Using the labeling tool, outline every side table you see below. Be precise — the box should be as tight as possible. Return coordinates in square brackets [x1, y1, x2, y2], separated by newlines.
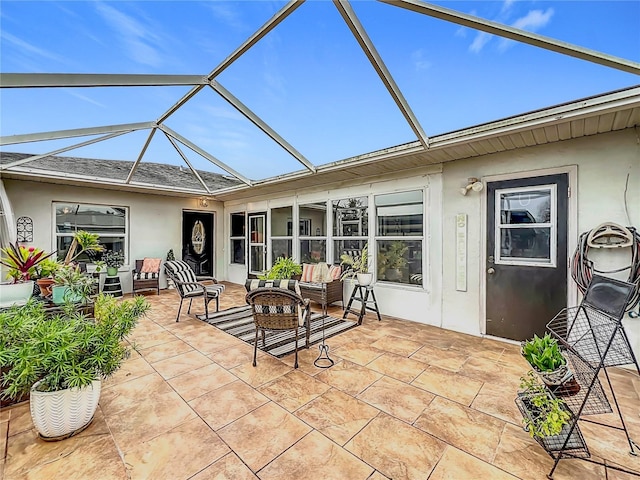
[103, 275, 123, 298]
[342, 284, 381, 325]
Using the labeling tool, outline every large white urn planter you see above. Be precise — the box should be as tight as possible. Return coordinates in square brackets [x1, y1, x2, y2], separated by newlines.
[356, 273, 373, 286]
[30, 379, 101, 440]
[0, 280, 34, 308]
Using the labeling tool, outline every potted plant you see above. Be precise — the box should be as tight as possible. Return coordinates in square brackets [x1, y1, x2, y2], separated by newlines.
[340, 243, 372, 286]
[260, 256, 302, 280]
[516, 372, 584, 452]
[51, 264, 95, 305]
[102, 250, 125, 276]
[35, 257, 62, 297]
[377, 241, 408, 282]
[0, 242, 56, 307]
[521, 333, 572, 387]
[0, 294, 150, 439]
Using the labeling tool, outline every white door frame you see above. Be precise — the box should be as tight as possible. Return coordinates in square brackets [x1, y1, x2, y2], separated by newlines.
[479, 165, 578, 337]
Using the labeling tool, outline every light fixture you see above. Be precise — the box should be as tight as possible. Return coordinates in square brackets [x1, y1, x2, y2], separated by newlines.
[459, 177, 484, 196]
[198, 197, 209, 208]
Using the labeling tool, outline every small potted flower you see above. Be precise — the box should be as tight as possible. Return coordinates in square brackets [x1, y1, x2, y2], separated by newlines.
[51, 264, 95, 305]
[0, 242, 56, 307]
[35, 257, 62, 297]
[102, 250, 125, 276]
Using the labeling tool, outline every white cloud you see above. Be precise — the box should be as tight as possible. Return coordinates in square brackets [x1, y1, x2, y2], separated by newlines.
[501, 0, 515, 14]
[94, 2, 164, 67]
[64, 90, 106, 108]
[0, 31, 67, 64]
[469, 31, 493, 53]
[411, 50, 432, 71]
[205, 3, 247, 32]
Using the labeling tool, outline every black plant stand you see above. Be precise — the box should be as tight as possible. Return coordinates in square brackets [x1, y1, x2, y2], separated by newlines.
[103, 275, 123, 298]
[342, 284, 381, 325]
[314, 283, 334, 368]
[531, 276, 640, 479]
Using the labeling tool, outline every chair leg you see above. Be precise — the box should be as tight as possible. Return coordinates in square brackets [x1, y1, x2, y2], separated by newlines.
[176, 298, 184, 322]
[187, 298, 193, 313]
[261, 329, 266, 346]
[294, 326, 299, 369]
[215, 296, 219, 312]
[253, 328, 259, 367]
[204, 296, 209, 319]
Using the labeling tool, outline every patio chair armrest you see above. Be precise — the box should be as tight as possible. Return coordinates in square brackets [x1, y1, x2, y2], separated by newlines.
[196, 275, 218, 284]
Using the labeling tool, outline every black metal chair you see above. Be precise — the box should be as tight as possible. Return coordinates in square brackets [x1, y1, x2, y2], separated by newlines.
[164, 260, 224, 322]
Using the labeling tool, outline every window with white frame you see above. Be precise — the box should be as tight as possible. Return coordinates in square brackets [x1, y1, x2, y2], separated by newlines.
[332, 196, 368, 265]
[374, 190, 424, 286]
[54, 202, 128, 262]
[299, 202, 327, 264]
[230, 212, 245, 265]
[271, 206, 293, 264]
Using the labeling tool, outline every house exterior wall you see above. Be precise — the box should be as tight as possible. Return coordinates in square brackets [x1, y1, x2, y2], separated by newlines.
[441, 128, 640, 358]
[1, 180, 224, 293]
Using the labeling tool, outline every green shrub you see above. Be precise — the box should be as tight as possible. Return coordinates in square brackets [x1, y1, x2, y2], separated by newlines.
[521, 333, 566, 372]
[519, 372, 572, 439]
[260, 256, 302, 280]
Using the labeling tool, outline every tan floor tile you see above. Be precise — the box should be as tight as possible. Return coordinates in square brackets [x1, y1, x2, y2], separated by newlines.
[314, 361, 383, 396]
[580, 420, 640, 474]
[345, 413, 446, 480]
[217, 402, 311, 471]
[6, 403, 31, 437]
[411, 365, 484, 406]
[123, 417, 229, 480]
[429, 446, 518, 479]
[0, 420, 8, 459]
[100, 372, 172, 416]
[4, 409, 125, 480]
[493, 423, 607, 480]
[471, 381, 523, 425]
[357, 376, 434, 423]
[258, 370, 331, 412]
[414, 396, 506, 463]
[103, 356, 156, 387]
[152, 350, 213, 380]
[366, 353, 427, 383]
[138, 339, 194, 363]
[168, 363, 237, 402]
[189, 380, 269, 431]
[230, 355, 292, 388]
[607, 467, 640, 480]
[1, 407, 11, 422]
[190, 452, 258, 480]
[105, 389, 197, 452]
[459, 356, 521, 388]
[280, 345, 343, 376]
[333, 342, 385, 366]
[295, 388, 380, 446]
[182, 329, 246, 355]
[369, 335, 424, 356]
[209, 343, 264, 370]
[129, 329, 178, 350]
[367, 472, 390, 480]
[259, 430, 374, 480]
[410, 345, 468, 372]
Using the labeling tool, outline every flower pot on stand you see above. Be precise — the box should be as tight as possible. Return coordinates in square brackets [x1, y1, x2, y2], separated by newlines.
[356, 273, 373, 286]
[0, 281, 34, 308]
[51, 285, 82, 305]
[30, 379, 101, 440]
[106, 267, 118, 276]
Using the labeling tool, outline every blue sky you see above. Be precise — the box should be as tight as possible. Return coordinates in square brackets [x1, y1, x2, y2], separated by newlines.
[1, 1, 639, 182]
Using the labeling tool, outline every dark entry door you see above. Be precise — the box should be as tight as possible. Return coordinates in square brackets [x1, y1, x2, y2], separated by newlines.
[182, 211, 214, 276]
[486, 174, 568, 341]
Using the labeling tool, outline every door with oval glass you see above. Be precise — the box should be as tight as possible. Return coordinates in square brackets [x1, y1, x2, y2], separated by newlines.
[486, 174, 568, 341]
[182, 211, 214, 276]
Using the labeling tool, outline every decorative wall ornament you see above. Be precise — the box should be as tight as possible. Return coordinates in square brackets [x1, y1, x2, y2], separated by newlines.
[16, 216, 33, 242]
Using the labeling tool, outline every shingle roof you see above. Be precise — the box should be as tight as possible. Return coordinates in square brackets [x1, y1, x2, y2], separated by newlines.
[0, 152, 242, 193]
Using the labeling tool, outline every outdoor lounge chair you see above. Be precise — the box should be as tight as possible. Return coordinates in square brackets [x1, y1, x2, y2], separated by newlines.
[164, 260, 225, 322]
[245, 283, 311, 369]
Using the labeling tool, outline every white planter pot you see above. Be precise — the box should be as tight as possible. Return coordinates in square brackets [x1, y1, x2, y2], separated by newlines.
[356, 273, 373, 286]
[0, 280, 34, 308]
[30, 379, 101, 439]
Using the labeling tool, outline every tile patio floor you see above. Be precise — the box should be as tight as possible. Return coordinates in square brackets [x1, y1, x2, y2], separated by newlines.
[2, 283, 639, 480]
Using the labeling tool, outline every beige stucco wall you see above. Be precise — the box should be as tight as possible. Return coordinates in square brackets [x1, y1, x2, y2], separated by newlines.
[441, 128, 640, 357]
[2, 180, 224, 293]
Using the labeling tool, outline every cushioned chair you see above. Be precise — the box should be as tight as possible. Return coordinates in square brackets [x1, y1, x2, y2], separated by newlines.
[132, 258, 161, 295]
[298, 263, 343, 314]
[245, 285, 311, 369]
[164, 260, 225, 322]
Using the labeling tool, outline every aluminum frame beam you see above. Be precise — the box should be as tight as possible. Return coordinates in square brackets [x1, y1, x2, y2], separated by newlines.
[0, 73, 206, 88]
[159, 125, 252, 186]
[162, 132, 212, 194]
[334, 0, 430, 149]
[381, 0, 640, 75]
[157, 0, 305, 124]
[0, 122, 154, 146]
[1, 131, 131, 170]
[125, 128, 157, 184]
[209, 80, 316, 173]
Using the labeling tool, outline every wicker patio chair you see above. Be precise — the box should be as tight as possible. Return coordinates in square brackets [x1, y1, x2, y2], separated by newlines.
[245, 287, 311, 369]
[132, 259, 161, 295]
[164, 260, 225, 322]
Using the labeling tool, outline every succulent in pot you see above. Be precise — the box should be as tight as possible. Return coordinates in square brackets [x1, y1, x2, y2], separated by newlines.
[521, 333, 572, 387]
[102, 250, 125, 276]
[340, 244, 373, 286]
[51, 264, 95, 305]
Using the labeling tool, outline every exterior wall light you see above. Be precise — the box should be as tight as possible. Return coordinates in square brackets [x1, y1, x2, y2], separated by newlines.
[198, 197, 209, 208]
[460, 177, 484, 196]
